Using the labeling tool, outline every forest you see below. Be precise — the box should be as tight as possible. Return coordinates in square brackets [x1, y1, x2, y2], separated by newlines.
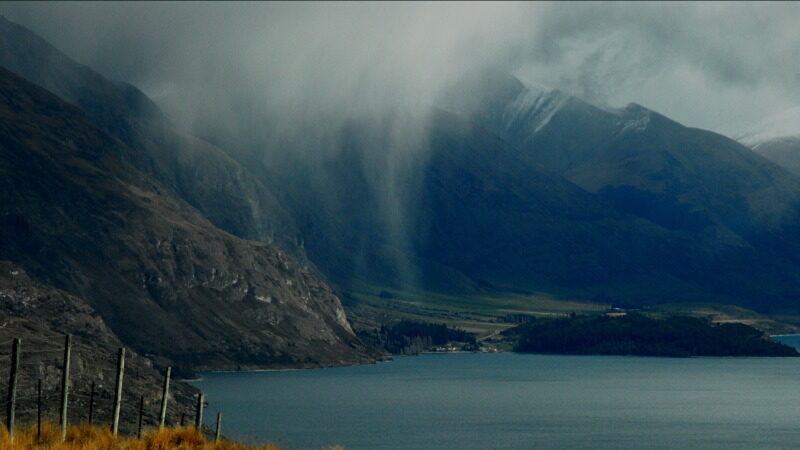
[503, 313, 799, 357]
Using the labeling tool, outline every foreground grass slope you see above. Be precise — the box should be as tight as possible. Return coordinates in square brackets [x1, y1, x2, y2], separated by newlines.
[0, 423, 281, 450]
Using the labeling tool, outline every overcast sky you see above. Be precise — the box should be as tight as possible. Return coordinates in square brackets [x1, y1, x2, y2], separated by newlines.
[1, 1, 799, 135]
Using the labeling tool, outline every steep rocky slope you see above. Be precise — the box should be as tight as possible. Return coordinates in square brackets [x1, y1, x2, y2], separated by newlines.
[0, 67, 372, 370]
[0, 261, 198, 429]
[0, 15, 301, 254]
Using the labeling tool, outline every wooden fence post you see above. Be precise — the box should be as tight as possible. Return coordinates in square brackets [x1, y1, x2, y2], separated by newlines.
[37, 379, 42, 442]
[159, 366, 171, 429]
[194, 393, 204, 430]
[88, 381, 95, 425]
[137, 395, 145, 438]
[5, 338, 20, 441]
[215, 412, 222, 442]
[112, 348, 125, 435]
[60, 334, 72, 441]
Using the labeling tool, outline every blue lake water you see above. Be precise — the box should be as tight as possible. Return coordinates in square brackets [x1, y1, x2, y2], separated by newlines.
[192, 337, 800, 449]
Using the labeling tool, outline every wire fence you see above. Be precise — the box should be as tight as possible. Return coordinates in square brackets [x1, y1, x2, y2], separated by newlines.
[1, 334, 223, 442]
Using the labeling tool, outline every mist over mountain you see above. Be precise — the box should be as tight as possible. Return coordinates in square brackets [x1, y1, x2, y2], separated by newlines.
[2, 2, 800, 382]
[737, 107, 800, 148]
[0, 63, 371, 370]
[750, 137, 800, 178]
[197, 68, 800, 309]
[0, 16, 303, 256]
[3, 7, 800, 449]
[735, 107, 800, 179]
[447, 71, 800, 233]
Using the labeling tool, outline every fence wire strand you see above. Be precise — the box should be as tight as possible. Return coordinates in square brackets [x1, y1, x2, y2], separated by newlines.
[0, 333, 205, 437]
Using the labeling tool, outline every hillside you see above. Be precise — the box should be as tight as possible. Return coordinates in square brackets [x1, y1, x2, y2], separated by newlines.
[434, 71, 800, 309]
[218, 99, 800, 310]
[0, 66, 373, 370]
[0, 261, 197, 428]
[445, 71, 800, 235]
[0, 15, 302, 256]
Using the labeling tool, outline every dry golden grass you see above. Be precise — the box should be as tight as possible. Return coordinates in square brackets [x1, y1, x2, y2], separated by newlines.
[0, 423, 282, 450]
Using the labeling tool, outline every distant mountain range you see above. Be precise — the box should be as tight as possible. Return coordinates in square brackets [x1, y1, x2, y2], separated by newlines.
[232, 70, 800, 310]
[2, 14, 800, 377]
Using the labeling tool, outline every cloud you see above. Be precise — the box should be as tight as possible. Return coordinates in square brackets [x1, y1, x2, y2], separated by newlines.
[2, 1, 799, 290]
[2, 1, 799, 134]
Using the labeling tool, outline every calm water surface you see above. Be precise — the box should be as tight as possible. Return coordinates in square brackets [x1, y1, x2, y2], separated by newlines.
[192, 337, 800, 449]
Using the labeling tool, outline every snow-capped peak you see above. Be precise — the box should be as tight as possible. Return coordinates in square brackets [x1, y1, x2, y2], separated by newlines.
[501, 85, 570, 135]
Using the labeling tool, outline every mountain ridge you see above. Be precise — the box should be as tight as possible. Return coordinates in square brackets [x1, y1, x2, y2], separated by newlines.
[0, 15, 304, 257]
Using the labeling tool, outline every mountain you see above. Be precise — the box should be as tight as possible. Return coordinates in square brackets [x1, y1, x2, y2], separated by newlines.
[239, 72, 800, 310]
[4, 14, 800, 324]
[411, 109, 699, 293]
[0, 15, 302, 255]
[444, 71, 800, 236]
[403, 108, 800, 308]
[435, 71, 800, 306]
[162, 68, 800, 311]
[0, 66, 372, 370]
[208, 100, 800, 309]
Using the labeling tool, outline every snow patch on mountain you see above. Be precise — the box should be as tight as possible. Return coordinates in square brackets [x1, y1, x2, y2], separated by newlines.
[501, 86, 570, 135]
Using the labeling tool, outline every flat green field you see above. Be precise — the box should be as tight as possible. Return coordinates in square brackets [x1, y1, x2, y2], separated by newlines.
[343, 284, 800, 337]
[344, 285, 609, 337]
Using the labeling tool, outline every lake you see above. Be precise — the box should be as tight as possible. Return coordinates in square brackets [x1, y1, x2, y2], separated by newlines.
[192, 337, 800, 449]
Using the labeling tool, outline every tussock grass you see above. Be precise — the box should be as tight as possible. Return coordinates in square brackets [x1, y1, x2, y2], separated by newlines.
[0, 423, 282, 450]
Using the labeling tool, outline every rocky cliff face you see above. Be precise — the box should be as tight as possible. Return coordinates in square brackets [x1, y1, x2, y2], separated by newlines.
[0, 66, 373, 371]
[0, 261, 198, 430]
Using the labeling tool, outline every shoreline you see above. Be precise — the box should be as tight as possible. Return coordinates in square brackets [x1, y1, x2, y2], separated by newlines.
[188, 356, 395, 380]
[186, 336, 800, 382]
[186, 346, 800, 382]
